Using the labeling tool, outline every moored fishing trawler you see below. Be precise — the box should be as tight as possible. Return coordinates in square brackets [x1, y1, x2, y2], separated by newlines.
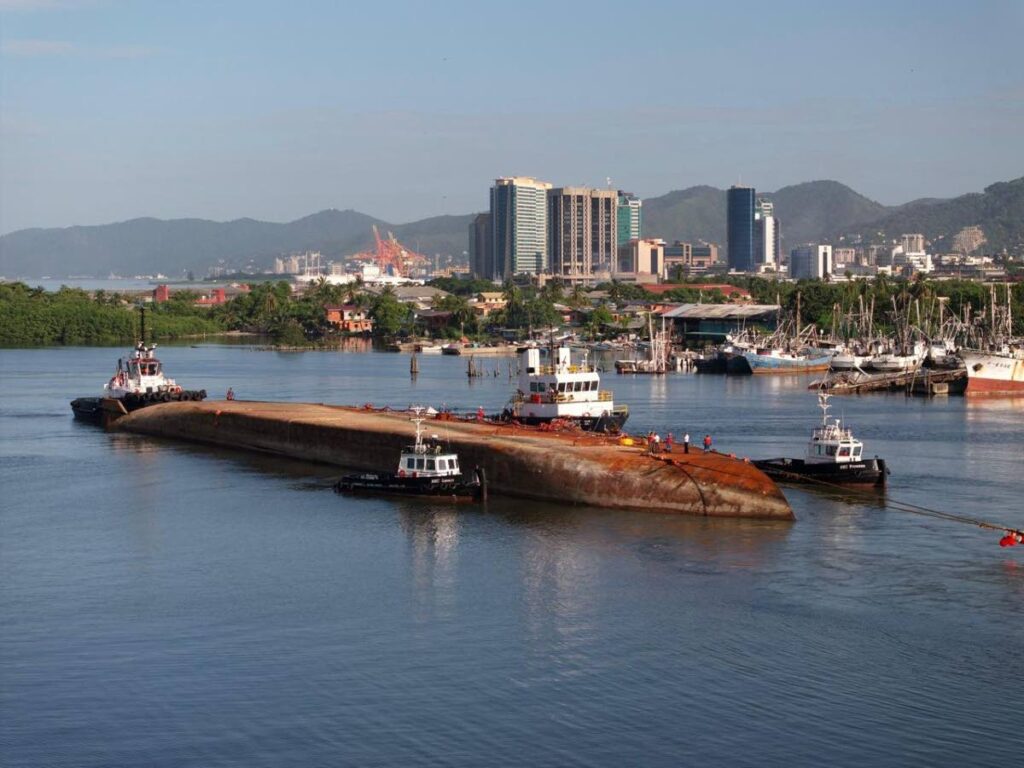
[503, 345, 629, 432]
[753, 393, 888, 487]
[70, 340, 207, 425]
[333, 412, 486, 500]
[961, 344, 1024, 394]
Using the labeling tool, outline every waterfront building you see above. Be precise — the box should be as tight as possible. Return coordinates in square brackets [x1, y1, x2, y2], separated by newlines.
[547, 187, 618, 281]
[468, 213, 492, 279]
[490, 176, 552, 279]
[616, 192, 643, 247]
[615, 238, 665, 282]
[727, 185, 756, 272]
[789, 244, 833, 279]
[662, 303, 781, 344]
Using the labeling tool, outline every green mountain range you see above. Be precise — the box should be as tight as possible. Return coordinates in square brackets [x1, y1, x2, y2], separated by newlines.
[1, 177, 1021, 278]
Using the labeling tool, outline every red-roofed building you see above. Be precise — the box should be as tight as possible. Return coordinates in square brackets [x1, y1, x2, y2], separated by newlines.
[326, 304, 373, 334]
[195, 288, 227, 306]
[153, 284, 170, 303]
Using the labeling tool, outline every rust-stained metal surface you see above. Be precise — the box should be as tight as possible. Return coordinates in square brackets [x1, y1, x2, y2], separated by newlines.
[117, 400, 794, 520]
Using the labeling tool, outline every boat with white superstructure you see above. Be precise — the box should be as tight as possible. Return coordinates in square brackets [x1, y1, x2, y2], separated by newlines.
[333, 412, 486, 500]
[503, 345, 628, 432]
[754, 393, 888, 487]
[70, 340, 207, 425]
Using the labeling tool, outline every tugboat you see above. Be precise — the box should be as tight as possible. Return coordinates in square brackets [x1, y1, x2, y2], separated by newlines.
[503, 344, 629, 433]
[333, 412, 486, 501]
[70, 340, 207, 425]
[753, 393, 888, 487]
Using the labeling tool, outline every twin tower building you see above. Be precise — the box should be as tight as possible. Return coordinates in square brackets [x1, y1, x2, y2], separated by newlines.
[469, 177, 642, 283]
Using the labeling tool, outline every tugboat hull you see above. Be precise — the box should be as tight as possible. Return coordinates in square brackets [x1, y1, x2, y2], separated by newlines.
[753, 457, 888, 488]
[71, 390, 207, 426]
[335, 468, 486, 501]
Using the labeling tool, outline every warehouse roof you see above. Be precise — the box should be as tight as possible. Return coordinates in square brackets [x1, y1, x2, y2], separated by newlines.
[660, 303, 780, 320]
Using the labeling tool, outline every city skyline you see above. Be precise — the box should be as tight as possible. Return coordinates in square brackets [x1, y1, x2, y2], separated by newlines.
[2, 1, 1022, 234]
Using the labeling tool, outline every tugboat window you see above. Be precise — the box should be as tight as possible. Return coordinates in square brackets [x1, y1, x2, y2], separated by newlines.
[406, 458, 415, 470]
[427, 460, 436, 470]
[416, 459, 425, 470]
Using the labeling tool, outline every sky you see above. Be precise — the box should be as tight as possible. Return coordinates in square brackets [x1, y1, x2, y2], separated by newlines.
[1, 0, 1022, 234]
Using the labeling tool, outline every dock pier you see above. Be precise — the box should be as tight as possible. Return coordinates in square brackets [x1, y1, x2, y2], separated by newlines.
[813, 367, 967, 396]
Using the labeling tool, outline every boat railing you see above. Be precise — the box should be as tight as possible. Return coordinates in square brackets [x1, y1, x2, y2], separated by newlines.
[532, 364, 596, 375]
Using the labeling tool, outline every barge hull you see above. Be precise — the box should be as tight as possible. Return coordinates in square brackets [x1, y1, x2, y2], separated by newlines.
[116, 401, 793, 520]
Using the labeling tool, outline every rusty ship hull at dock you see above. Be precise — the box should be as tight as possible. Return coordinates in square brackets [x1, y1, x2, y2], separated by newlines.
[115, 401, 794, 520]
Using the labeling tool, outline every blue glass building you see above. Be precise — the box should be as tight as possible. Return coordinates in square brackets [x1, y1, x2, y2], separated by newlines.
[727, 185, 755, 272]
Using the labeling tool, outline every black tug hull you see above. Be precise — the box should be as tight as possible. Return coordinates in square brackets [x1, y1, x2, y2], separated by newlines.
[71, 390, 207, 425]
[753, 457, 888, 488]
[334, 469, 486, 502]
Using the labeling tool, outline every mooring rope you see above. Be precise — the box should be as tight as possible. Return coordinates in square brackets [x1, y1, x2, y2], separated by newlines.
[769, 468, 1024, 544]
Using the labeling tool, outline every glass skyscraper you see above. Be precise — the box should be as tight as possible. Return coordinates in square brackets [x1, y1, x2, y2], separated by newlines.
[727, 185, 755, 272]
[490, 177, 552, 279]
[616, 192, 642, 247]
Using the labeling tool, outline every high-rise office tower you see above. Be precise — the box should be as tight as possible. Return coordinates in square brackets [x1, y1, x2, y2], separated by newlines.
[727, 185, 756, 272]
[754, 198, 779, 268]
[468, 213, 492, 279]
[616, 192, 642, 247]
[548, 187, 618, 279]
[490, 177, 552, 279]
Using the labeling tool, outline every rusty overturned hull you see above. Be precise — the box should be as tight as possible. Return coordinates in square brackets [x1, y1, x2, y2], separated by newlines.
[116, 401, 794, 520]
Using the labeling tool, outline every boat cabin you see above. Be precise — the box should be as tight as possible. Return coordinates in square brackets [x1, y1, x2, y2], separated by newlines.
[515, 346, 614, 419]
[397, 445, 462, 478]
[396, 418, 462, 478]
[806, 394, 864, 464]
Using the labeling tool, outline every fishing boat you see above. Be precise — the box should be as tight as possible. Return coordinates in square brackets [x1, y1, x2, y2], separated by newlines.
[865, 340, 926, 373]
[70, 340, 207, 425]
[614, 314, 670, 374]
[503, 345, 628, 432]
[333, 412, 486, 500]
[753, 393, 888, 487]
[961, 344, 1024, 394]
[742, 347, 835, 375]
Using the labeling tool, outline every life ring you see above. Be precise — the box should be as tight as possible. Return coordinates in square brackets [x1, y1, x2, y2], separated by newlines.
[398, 469, 406, 477]
[583, 411, 591, 418]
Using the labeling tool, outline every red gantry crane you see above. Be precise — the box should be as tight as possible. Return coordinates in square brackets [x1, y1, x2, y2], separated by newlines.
[358, 225, 428, 277]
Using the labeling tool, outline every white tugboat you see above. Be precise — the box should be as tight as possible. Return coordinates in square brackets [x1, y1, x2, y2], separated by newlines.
[70, 340, 207, 425]
[754, 393, 888, 487]
[334, 411, 486, 500]
[503, 345, 629, 432]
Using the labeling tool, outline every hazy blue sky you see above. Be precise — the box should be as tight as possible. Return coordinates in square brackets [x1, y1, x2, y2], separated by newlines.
[1, 0, 1022, 233]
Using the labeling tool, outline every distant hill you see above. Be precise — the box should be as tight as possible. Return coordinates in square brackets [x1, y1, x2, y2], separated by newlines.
[828, 177, 1024, 254]
[3, 177, 1021, 277]
[0, 209, 474, 278]
[639, 180, 891, 255]
[765, 181, 890, 246]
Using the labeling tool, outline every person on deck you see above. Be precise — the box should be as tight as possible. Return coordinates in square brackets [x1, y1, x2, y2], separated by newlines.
[683, 432, 690, 454]
[665, 433, 674, 453]
[703, 434, 712, 453]
[226, 387, 235, 401]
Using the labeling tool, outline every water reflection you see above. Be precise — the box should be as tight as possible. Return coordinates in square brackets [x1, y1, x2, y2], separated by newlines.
[398, 506, 461, 618]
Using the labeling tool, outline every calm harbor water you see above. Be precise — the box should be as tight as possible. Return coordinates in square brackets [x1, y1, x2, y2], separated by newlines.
[2, 345, 1022, 767]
